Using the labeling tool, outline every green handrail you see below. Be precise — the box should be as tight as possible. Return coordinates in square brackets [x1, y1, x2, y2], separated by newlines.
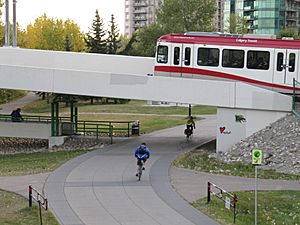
[0, 114, 140, 141]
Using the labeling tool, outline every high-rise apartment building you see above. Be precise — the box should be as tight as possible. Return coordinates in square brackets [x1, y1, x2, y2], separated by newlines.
[214, 0, 225, 32]
[124, 0, 163, 37]
[224, 0, 300, 35]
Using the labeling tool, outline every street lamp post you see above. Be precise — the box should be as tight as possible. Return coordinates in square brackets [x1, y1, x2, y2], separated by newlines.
[13, 0, 17, 47]
[5, 0, 10, 46]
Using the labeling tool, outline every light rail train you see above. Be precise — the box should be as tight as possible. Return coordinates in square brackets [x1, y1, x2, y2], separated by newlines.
[154, 32, 300, 93]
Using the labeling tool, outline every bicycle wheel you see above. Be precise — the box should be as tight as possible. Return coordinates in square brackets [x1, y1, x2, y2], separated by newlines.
[138, 164, 143, 181]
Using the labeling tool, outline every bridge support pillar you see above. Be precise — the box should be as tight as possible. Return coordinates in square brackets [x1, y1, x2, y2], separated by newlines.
[51, 102, 59, 136]
[51, 95, 78, 137]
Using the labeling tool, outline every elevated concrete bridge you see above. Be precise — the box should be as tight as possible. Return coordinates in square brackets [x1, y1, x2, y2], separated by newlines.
[0, 47, 292, 151]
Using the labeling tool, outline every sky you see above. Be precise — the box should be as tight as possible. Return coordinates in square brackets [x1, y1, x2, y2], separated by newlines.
[2, 0, 125, 34]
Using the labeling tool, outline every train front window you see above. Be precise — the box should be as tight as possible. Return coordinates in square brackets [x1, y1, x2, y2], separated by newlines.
[184, 47, 191, 66]
[197, 48, 219, 67]
[157, 46, 168, 64]
[289, 53, 295, 72]
[247, 51, 270, 70]
[276, 53, 284, 71]
[222, 49, 244, 68]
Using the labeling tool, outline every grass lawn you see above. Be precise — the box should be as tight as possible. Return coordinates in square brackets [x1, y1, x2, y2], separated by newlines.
[0, 150, 89, 176]
[0, 189, 59, 225]
[0, 90, 26, 106]
[77, 114, 189, 134]
[173, 141, 300, 180]
[174, 140, 300, 224]
[192, 190, 300, 225]
[22, 99, 217, 115]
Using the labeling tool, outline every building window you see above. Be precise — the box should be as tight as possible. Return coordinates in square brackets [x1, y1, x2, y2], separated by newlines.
[197, 48, 219, 67]
[247, 51, 270, 70]
[157, 45, 168, 63]
[222, 49, 244, 68]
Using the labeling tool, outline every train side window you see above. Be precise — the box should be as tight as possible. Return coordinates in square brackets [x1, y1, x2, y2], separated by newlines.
[289, 53, 296, 72]
[247, 51, 270, 70]
[276, 53, 284, 71]
[157, 45, 168, 63]
[197, 48, 219, 67]
[222, 49, 244, 68]
[173, 47, 180, 65]
[184, 47, 191, 66]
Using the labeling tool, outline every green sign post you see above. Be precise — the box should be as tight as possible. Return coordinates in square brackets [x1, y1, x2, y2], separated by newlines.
[252, 149, 262, 165]
[252, 149, 263, 225]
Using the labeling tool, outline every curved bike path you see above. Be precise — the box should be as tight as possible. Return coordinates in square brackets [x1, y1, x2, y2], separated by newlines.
[44, 115, 219, 225]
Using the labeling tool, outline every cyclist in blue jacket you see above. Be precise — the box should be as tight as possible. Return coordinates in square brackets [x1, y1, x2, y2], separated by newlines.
[134, 143, 151, 176]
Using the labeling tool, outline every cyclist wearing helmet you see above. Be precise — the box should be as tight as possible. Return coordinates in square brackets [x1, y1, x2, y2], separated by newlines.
[134, 143, 151, 176]
[186, 116, 196, 133]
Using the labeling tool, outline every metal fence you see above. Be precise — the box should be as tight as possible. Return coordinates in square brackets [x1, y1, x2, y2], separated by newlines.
[0, 114, 139, 140]
[29, 185, 48, 225]
[293, 78, 300, 119]
[207, 181, 238, 224]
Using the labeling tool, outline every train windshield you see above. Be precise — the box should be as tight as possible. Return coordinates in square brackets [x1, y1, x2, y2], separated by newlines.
[157, 45, 168, 64]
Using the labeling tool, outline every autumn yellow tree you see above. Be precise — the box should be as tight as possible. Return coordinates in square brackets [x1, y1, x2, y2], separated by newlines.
[24, 14, 86, 51]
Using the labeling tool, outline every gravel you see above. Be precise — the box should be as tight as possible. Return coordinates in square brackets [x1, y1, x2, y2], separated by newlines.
[0, 136, 105, 155]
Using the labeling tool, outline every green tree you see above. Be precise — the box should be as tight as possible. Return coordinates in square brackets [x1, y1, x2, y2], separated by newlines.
[85, 10, 107, 53]
[107, 14, 120, 54]
[156, 0, 216, 33]
[225, 13, 248, 34]
[279, 28, 300, 40]
[118, 33, 137, 55]
[132, 24, 165, 57]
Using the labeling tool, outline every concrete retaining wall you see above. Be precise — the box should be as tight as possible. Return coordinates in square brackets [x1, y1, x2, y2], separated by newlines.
[217, 107, 288, 152]
[0, 121, 51, 139]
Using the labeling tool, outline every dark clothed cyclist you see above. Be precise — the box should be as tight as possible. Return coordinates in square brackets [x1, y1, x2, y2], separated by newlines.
[186, 116, 196, 133]
[134, 143, 151, 176]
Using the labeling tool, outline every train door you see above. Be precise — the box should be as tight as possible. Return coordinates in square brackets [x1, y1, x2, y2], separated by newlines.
[170, 44, 182, 77]
[274, 49, 298, 85]
[181, 44, 194, 78]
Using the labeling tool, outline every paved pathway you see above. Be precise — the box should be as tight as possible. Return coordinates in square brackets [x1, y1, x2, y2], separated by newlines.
[1, 114, 300, 225]
[170, 167, 300, 203]
[0, 92, 39, 114]
[44, 115, 219, 225]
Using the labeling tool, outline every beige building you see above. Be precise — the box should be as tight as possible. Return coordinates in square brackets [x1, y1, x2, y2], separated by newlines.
[124, 0, 163, 37]
[213, 0, 225, 32]
[125, 0, 225, 36]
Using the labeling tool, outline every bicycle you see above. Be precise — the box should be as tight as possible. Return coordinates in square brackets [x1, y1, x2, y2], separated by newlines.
[137, 158, 144, 181]
[184, 127, 193, 141]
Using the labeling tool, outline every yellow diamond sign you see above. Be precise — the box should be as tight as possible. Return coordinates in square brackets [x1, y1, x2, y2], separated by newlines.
[252, 149, 262, 165]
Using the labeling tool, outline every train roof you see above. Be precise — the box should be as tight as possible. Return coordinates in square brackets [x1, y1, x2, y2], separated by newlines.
[158, 33, 300, 49]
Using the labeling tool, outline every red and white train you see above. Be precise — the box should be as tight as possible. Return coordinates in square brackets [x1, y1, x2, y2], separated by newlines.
[154, 32, 300, 94]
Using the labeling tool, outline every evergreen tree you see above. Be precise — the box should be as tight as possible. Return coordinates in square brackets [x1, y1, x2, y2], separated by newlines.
[65, 34, 73, 51]
[107, 14, 120, 54]
[85, 9, 107, 53]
